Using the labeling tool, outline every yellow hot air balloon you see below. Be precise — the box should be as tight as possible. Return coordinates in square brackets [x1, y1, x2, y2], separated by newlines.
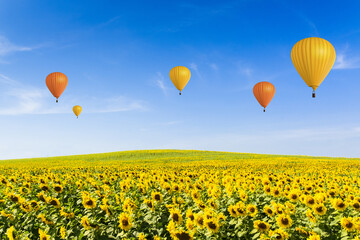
[73, 105, 82, 119]
[291, 37, 336, 98]
[169, 66, 191, 95]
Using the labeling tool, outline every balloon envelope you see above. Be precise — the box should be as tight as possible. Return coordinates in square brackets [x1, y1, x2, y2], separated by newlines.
[253, 82, 275, 110]
[73, 105, 82, 118]
[169, 66, 191, 94]
[291, 37, 336, 92]
[46, 72, 68, 102]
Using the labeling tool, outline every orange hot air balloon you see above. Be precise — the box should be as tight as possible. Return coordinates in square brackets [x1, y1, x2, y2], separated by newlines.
[253, 82, 276, 112]
[46, 72, 68, 103]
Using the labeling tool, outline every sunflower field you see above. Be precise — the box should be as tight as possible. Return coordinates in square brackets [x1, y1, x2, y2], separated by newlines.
[1, 150, 360, 240]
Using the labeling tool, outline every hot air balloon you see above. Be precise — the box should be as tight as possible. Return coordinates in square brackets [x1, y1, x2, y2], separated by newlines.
[291, 37, 336, 98]
[253, 81, 275, 112]
[169, 66, 191, 95]
[73, 105, 82, 119]
[46, 72, 68, 102]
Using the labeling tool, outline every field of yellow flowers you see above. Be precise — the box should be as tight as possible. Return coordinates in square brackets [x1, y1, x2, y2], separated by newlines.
[1, 150, 360, 240]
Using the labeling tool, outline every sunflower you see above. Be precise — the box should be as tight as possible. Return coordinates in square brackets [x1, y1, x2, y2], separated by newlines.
[313, 204, 327, 215]
[307, 234, 320, 240]
[186, 218, 196, 230]
[306, 209, 316, 223]
[341, 217, 355, 232]
[81, 216, 95, 230]
[143, 199, 155, 211]
[49, 198, 61, 208]
[19, 187, 29, 194]
[247, 204, 258, 217]
[305, 195, 316, 207]
[152, 192, 163, 202]
[54, 184, 63, 193]
[174, 230, 193, 240]
[6, 226, 15, 240]
[272, 187, 281, 197]
[37, 192, 48, 203]
[352, 201, 360, 211]
[82, 197, 97, 209]
[186, 209, 195, 221]
[30, 200, 40, 211]
[235, 202, 247, 217]
[288, 190, 300, 202]
[40, 184, 50, 192]
[8, 193, 20, 203]
[195, 213, 205, 228]
[60, 226, 66, 239]
[228, 205, 238, 217]
[119, 212, 133, 231]
[276, 214, 292, 228]
[205, 218, 220, 233]
[20, 201, 31, 212]
[269, 229, 289, 240]
[254, 220, 270, 233]
[332, 198, 347, 211]
[264, 205, 275, 217]
[167, 220, 176, 237]
[170, 208, 183, 224]
[39, 229, 50, 240]
[138, 232, 147, 240]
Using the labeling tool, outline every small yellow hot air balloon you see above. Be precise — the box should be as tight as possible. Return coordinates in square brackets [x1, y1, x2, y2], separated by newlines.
[73, 105, 82, 119]
[291, 37, 336, 98]
[169, 66, 191, 95]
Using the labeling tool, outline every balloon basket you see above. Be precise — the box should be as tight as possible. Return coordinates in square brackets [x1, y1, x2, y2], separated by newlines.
[312, 92, 315, 98]
[56, 99, 58, 103]
[179, 92, 181, 95]
[263, 108, 266, 112]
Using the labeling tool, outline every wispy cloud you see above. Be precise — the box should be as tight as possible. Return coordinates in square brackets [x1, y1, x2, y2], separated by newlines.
[333, 53, 360, 70]
[210, 63, 219, 71]
[0, 74, 147, 115]
[189, 62, 203, 81]
[153, 72, 168, 95]
[0, 36, 32, 56]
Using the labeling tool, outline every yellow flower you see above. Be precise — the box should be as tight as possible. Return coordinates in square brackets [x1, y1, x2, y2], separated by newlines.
[60, 226, 66, 239]
[269, 229, 289, 240]
[119, 212, 132, 231]
[307, 233, 320, 240]
[205, 218, 220, 233]
[341, 217, 355, 232]
[276, 214, 292, 228]
[151, 192, 163, 202]
[39, 229, 50, 240]
[247, 204, 258, 217]
[82, 196, 96, 209]
[254, 220, 270, 233]
[49, 197, 61, 208]
[54, 184, 63, 193]
[170, 208, 183, 224]
[81, 216, 93, 230]
[6, 226, 15, 240]
[138, 233, 147, 240]
[264, 205, 275, 217]
[174, 230, 193, 240]
[313, 204, 327, 216]
[195, 213, 205, 228]
[332, 198, 347, 211]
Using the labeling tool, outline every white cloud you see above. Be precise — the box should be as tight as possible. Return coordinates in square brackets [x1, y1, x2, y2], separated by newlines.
[189, 62, 203, 81]
[153, 72, 168, 95]
[0, 36, 32, 56]
[333, 53, 360, 69]
[0, 74, 147, 115]
[210, 63, 218, 71]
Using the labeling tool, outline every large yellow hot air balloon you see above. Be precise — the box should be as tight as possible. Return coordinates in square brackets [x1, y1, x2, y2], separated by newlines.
[73, 105, 82, 119]
[169, 66, 191, 95]
[291, 37, 336, 98]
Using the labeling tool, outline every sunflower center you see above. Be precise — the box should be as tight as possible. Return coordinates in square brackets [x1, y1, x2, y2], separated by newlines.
[208, 221, 217, 229]
[281, 218, 289, 225]
[122, 219, 129, 226]
[258, 222, 267, 229]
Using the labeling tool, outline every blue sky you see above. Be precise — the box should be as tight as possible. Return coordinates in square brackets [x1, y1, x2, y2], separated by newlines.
[1, 0, 360, 159]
